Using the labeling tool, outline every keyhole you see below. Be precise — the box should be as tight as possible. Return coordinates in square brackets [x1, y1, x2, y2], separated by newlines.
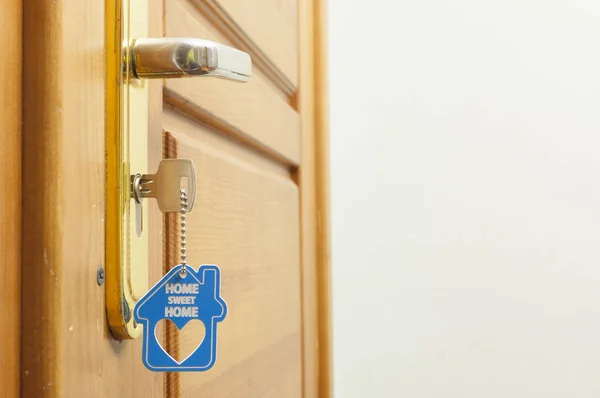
[132, 173, 144, 237]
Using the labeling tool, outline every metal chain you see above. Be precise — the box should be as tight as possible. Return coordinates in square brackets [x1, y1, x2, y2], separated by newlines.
[180, 189, 188, 276]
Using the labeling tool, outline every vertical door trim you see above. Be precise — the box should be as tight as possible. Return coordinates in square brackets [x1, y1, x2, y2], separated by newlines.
[299, 0, 331, 396]
[314, 1, 332, 396]
[0, 0, 22, 396]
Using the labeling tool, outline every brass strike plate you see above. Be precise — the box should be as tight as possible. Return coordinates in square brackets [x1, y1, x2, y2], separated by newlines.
[106, 0, 149, 339]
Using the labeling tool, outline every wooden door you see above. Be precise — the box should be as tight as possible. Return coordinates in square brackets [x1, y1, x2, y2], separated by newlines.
[0, 0, 21, 396]
[21, 0, 329, 397]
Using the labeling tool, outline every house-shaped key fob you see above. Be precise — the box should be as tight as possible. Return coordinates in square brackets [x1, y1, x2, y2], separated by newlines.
[134, 264, 227, 372]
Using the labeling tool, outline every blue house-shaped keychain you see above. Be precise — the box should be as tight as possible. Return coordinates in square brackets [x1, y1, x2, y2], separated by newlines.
[134, 264, 227, 372]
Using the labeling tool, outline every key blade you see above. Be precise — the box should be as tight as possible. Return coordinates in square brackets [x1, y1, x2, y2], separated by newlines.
[135, 200, 143, 237]
[141, 159, 197, 213]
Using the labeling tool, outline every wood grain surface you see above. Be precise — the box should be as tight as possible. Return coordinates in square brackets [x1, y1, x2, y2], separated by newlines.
[165, 0, 301, 165]
[165, 126, 302, 397]
[21, 0, 163, 396]
[0, 0, 21, 396]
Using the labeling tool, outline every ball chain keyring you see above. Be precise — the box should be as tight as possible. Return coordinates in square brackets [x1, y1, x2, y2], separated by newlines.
[180, 189, 188, 277]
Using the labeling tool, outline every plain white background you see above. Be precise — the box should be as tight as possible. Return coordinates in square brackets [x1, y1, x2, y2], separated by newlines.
[329, 0, 600, 396]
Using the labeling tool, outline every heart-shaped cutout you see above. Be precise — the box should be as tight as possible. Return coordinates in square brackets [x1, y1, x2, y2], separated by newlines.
[155, 319, 206, 365]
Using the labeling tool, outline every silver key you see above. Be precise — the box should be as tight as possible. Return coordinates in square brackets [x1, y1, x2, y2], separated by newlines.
[131, 159, 197, 235]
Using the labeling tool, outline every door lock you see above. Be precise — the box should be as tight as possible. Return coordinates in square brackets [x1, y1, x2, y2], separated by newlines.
[106, 0, 252, 340]
[131, 159, 197, 237]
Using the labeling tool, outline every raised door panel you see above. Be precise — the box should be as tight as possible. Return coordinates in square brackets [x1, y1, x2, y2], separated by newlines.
[162, 113, 302, 397]
[160, 0, 306, 396]
[165, 0, 300, 165]
[188, 0, 298, 88]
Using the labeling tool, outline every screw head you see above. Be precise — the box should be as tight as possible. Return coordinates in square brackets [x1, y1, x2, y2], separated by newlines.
[97, 267, 105, 286]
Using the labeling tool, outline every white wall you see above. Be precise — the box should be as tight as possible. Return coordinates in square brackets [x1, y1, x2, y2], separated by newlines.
[329, 1, 600, 396]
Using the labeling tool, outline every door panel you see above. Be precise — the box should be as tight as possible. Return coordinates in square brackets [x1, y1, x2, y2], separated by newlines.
[0, 0, 21, 396]
[188, 0, 298, 87]
[163, 111, 294, 179]
[163, 125, 302, 396]
[165, 0, 300, 164]
[161, 0, 305, 395]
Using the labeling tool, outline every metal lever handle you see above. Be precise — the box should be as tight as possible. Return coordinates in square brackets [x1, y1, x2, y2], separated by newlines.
[130, 38, 252, 81]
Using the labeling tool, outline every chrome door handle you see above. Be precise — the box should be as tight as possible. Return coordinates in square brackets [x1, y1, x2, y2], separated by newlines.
[129, 38, 252, 81]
